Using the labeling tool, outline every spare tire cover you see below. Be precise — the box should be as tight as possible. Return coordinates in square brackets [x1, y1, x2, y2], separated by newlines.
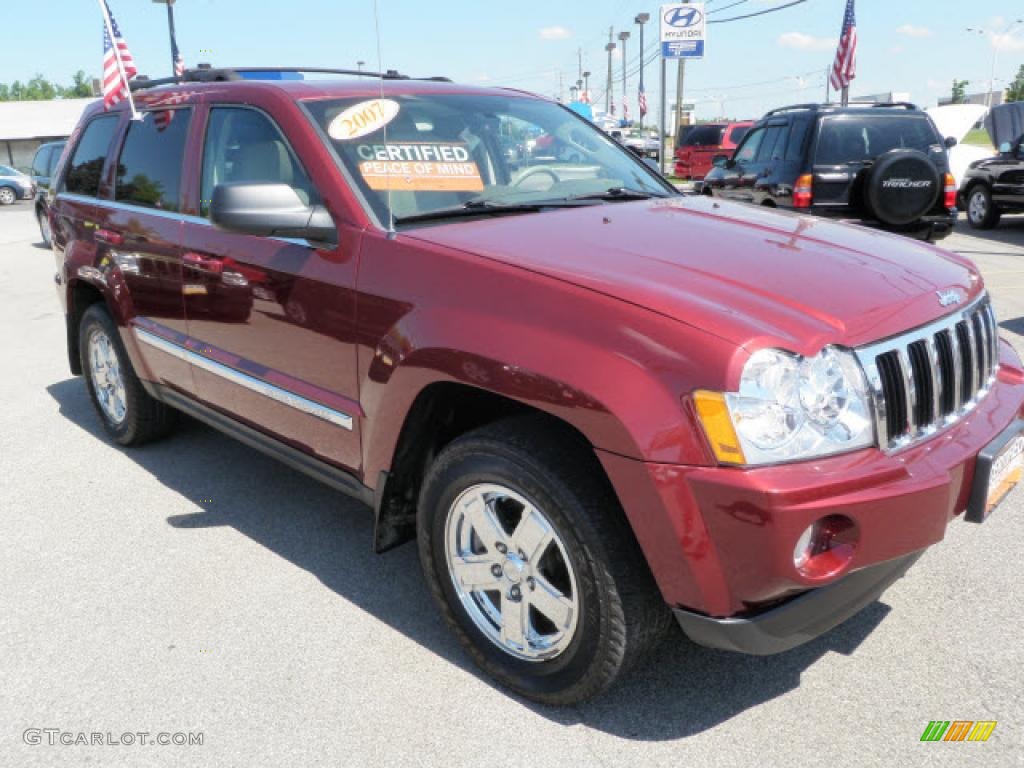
[865, 148, 941, 226]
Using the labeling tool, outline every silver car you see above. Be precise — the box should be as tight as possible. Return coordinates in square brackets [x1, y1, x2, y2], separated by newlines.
[0, 164, 34, 205]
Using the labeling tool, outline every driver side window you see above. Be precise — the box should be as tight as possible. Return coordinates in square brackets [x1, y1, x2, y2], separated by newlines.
[734, 128, 765, 164]
[201, 107, 318, 218]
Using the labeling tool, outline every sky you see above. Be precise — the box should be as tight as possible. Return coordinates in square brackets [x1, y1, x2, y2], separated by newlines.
[2, 0, 1023, 122]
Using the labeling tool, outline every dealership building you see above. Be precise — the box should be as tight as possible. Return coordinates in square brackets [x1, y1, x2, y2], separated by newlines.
[0, 98, 94, 170]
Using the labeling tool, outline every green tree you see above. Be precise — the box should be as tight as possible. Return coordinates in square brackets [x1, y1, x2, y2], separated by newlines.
[952, 79, 970, 104]
[1007, 64, 1024, 103]
[66, 71, 94, 98]
[0, 72, 96, 101]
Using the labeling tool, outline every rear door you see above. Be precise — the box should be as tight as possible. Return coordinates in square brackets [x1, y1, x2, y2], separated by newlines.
[179, 104, 362, 471]
[103, 105, 194, 393]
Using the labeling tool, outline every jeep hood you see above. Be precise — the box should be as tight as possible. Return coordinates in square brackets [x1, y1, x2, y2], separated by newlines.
[403, 197, 983, 354]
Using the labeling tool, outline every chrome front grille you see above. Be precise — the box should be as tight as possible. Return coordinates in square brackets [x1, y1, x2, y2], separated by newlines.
[855, 295, 999, 451]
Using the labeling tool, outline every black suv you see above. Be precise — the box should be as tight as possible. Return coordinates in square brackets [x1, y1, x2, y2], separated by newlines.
[703, 103, 958, 242]
[30, 140, 67, 247]
[960, 103, 1024, 230]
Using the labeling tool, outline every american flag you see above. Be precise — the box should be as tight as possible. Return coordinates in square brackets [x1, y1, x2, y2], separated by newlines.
[102, 1, 137, 109]
[829, 0, 857, 92]
[171, 36, 185, 78]
[638, 79, 648, 117]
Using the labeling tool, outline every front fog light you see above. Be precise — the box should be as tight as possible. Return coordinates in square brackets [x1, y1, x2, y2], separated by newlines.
[793, 515, 859, 579]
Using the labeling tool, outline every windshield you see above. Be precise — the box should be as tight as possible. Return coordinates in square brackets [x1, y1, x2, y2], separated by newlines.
[304, 93, 673, 225]
[815, 115, 941, 165]
[681, 125, 725, 147]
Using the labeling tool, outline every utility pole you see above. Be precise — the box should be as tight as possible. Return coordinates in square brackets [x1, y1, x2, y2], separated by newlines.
[619, 30, 631, 124]
[635, 13, 650, 131]
[675, 60, 686, 137]
[659, 56, 667, 172]
[605, 28, 617, 116]
[578, 47, 583, 84]
[558, 70, 564, 102]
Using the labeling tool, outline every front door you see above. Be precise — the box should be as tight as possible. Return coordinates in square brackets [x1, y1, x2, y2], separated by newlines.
[180, 105, 362, 471]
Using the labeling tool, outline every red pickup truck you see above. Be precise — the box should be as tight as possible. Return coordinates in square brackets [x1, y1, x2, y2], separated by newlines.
[49, 68, 1024, 705]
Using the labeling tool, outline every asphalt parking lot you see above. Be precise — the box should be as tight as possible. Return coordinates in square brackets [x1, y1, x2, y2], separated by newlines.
[1, 200, 1022, 767]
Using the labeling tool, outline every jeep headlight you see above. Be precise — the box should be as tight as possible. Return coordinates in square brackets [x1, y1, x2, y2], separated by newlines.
[694, 347, 874, 466]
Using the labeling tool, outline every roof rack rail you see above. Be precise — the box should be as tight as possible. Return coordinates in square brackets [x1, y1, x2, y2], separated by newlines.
[871, 101, 919, 110]
[130, 66, 452, 92]
[762, 103, 821, 117]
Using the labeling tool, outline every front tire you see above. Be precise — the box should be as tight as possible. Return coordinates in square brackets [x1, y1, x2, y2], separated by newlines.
[417, 416, 670, 705]
[966, 184, 1000, 229]
[0, 186, 16, 206]
[79, 304, 175, 445]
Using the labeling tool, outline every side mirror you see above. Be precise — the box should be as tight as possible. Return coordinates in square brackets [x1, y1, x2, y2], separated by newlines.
[944, 136, 958, 149]
[210, 183, 336, 244]
[999, 141, 1012, 154]
[712, 154, 729, 168]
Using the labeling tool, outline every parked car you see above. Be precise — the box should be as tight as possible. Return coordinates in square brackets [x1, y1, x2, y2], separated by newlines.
[703, 102, 959, 242]
[673, 121, 752, 180]
[50, 68, 1024, 705]
[31, 140, 67, 246]
[0, 163, 34, 206]
[960, 102, 1024, 229]
[611, 129, 661, 162]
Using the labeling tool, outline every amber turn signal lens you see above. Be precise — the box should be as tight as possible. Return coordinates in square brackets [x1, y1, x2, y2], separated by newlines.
[793, 174, 813, 208]
[693, 390, 746, 465]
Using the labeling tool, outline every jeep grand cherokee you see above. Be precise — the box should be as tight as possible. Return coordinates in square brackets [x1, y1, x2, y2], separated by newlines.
[48, 68, 1024, 705]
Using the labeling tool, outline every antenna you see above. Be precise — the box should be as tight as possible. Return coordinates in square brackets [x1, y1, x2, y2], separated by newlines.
[373, 0, 395, 234]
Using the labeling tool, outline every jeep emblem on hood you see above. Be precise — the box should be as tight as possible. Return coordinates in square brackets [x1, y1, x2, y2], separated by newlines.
[936, 289, 964, 307]
[882, 178, 933, 189]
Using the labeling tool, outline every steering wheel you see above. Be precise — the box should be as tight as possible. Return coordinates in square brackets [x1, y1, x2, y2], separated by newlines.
[510, 167, 560, 191]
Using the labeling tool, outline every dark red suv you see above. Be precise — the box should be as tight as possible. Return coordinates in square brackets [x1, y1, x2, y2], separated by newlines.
[674, 121, 752, 180]
[48, 68, 1024, 705]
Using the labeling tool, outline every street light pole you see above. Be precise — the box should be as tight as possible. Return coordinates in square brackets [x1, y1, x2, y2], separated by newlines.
[967, 19, 1023, 109]
[635, 13, 650, 131]
[605, 28, 616, 117]
[619, 30, 630, 125]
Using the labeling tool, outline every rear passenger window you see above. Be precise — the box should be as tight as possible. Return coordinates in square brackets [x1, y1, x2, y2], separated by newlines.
[200, 107, 318, 218]
[63, 116, 120, 197]
[114, 108, 192, 211]
[32, 146, 52, 177]
[786, 120, 809, 162]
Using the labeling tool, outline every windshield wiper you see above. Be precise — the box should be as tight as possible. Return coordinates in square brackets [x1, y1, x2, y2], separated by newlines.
[393, 199, 594, 226]
[567, 187, 669, 202]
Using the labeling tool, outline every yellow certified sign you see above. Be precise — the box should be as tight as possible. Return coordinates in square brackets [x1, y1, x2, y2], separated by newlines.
[328, 99, 401, 141]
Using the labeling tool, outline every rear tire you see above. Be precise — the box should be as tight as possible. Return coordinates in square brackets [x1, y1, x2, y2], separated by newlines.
[417, 415, 671, 705]
[966, 184, 1000, 229]
[38, 208, 52, 248]
[79, 304, 176, 446]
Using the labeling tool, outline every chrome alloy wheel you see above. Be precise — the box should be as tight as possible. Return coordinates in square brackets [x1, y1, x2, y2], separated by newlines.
[968, 189, 987, 223]
[39, 210, 52, 244]
[87, 327, 127, 425]
[444, 483, 579, 661]
[0, 187, 15, 205]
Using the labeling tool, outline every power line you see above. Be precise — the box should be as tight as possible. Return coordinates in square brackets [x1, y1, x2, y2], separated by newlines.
[709, 0, 809, 24]
[707, 0, 751, 14]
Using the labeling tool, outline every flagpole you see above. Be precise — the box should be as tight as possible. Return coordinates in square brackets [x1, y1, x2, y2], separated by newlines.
[97, 0, 141, 120]
[166, 1, 178, 79]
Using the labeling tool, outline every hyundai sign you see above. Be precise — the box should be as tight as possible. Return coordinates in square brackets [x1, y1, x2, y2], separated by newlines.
[660, 3, 706, 59]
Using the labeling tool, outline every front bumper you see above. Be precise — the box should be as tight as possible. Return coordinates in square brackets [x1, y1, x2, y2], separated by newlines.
[599, 340, 1024, 626]
[673, 551, 923, 654]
